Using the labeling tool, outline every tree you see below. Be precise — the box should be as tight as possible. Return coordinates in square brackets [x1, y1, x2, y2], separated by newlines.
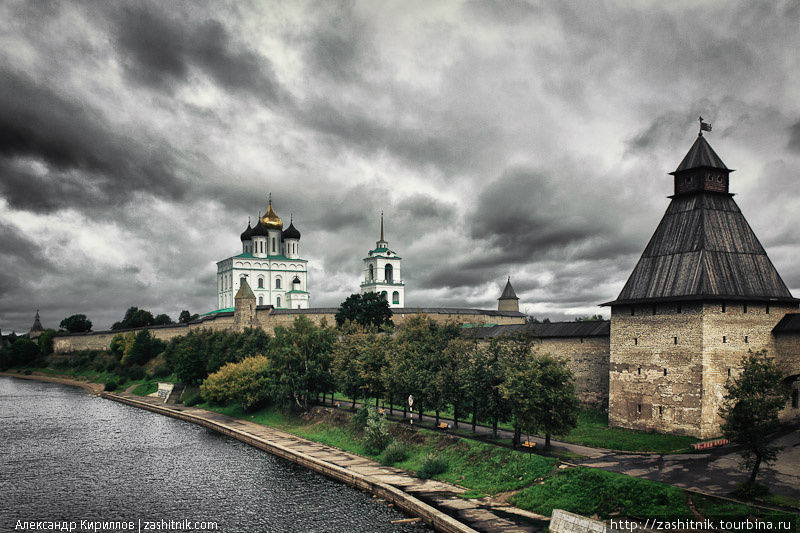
[438, 338, 473, 429]
[153, 313, 173, 326]
[179, 310, 199, 324]
[524, 354, 579, 450]
[201, 355, 273, 410]
[59, 314, 93, 333]
[335, 293, 393, 328]
[121, 329, 165, 366]
[333, 330, 368, 409]
[112, 307, 155, 330]
[720, 350, 788, 487]
[575, 314, 604, 322]
[37, 329, 58, 356]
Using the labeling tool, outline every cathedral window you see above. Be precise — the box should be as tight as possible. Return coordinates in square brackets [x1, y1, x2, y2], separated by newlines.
[258, 278, 264, 288]
[381, 291, 387, 300]
[293, 276, 300, 287]
[369, 264, 374, 281]
[385, 264, 393, 282]
[258, 297, 263, 305]
[277, 296, 281, 307]
[392, 291, 399, 304]
[275, 278, 281, 289]
[260, 241, 264, 253]
[272, 238, 276, 252]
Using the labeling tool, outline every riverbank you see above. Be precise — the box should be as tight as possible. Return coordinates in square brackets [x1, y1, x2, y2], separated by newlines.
[0, 370, 104, 394]
[2, 372, 537, 533]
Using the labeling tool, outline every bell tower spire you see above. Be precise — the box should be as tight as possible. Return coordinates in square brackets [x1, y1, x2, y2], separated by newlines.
[380, 210, 384, 241]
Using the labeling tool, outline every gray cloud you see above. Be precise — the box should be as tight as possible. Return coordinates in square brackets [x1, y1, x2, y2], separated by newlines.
[789, 120, 800, 153]
[111, 3, 286, 103]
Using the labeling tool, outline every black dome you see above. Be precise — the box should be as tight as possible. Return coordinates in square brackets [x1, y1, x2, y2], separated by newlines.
[250, 221, 270, 237]
[282, 222, 301, 240]
[240, 222, 253, 241]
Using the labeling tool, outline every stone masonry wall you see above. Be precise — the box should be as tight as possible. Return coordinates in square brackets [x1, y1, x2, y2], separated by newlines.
[610, 302, 705, 437]
[535, 337, 609, 407]
[699, 302, 796, 437]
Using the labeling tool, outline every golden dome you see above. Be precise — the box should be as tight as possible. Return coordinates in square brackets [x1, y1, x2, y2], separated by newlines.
[259, 195, 283, 230]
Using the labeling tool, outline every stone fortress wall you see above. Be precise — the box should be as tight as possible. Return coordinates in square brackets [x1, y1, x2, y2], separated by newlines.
[52, 306, 526, 354]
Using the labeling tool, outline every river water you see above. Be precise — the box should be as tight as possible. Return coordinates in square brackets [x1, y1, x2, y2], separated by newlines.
[0, 377, 431, 533]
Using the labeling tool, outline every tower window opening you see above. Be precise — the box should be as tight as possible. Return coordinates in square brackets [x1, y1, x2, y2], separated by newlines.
[673, 336, 678, 345]
[260, 241, 263, 253]
[637, 404, 642, 414]
[652, 305, 657, 316]
[385, 264, 393, 283]
[272, 238, 276, 253]
[369, 264, 374, 281]
[722, 336, 727, 343]
[766, 305, 770, 314]
[727, 368, 731, 377]
[580, 337, 584, 344]
[634, 337, 638, 345]
[664, 368, 667, 376]
[744, 335, 749, 344]
[659, 406, 663, 416]
[630, 306, 635, 316]
[638, 367, 642, 376]
[743, 304, 748, 314]
[677, 304, 682, 314]
[721, 303, 726, 313]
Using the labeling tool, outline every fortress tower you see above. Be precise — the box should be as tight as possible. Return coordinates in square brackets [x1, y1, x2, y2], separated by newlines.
[604, 130, 799, 438]
[360, 213, 404, 308]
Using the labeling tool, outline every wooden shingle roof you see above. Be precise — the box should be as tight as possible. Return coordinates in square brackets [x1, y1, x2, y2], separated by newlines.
[463, 320, 610, 340]
[605, 191, 797, 305]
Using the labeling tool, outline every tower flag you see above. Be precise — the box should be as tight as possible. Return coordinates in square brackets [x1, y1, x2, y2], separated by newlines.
[699, 116, 712, 135]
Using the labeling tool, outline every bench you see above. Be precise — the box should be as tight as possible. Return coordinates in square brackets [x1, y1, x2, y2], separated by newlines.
[436, 422, 450, 430]
[521, 441, 536, 449]
[691, 439, 729, 451]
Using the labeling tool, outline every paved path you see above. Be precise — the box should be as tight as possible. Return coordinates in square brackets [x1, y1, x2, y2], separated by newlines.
[325, 399, 800, 501]
[112, 392, 549, 533]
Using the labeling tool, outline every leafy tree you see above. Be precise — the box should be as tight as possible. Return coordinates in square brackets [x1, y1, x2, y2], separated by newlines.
[518, 354, 579, 450]
[59, 314, 93, 333]
[37, 329, 58, 356]
[179, 310, 199, 323]
[720, 350, 788, 487]
[333, 330, 369, 409]
[201, 355, 273, 410]
[112, 307, 155, 330]
[153, 313, 173, 326]
[121, 330, 165, 366]
[437, 338, 473, 429]
[109, 333, 125, 359]
[270, 316, 336, 410]
[1, 337, 42, 368]
[575, 314, 604, 322]
[335, 292, 393, 329]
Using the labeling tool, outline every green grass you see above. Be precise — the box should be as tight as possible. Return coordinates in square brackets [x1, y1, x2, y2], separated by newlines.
[132, 381, 158, 396]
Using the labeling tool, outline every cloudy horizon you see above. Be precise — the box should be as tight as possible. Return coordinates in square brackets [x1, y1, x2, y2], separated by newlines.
[2, 0, 799, 333]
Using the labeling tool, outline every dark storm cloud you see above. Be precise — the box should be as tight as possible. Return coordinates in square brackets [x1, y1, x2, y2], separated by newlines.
[0, 69, 186, 212]
[788, 120, 800, 153]
[112, 4, 286, 103]
[304, 0, 371, 81]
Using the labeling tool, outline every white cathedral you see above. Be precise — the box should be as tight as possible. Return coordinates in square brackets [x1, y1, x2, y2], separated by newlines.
[216, 196, 310, 310]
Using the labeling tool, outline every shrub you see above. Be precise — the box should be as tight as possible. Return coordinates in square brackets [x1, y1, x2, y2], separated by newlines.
[363, 407, 391, 454]
[37, 330, 57, 356]
[121, 330, 164, 366]
[23, 369, 33, 375]
[149, 363, 171, 379]
[418, 453, 449, 479]
[353, 404, 370, 429]
[110, 334, 125, 360]
[105, 359, 123, 374]
[104, 380, 119, 392]
[733, 482, 769, 500]
[183, 392, 202, 407]
[122, 365, 146, 380]
[381, 441, 409, 465]
[200, 355, 273, 410]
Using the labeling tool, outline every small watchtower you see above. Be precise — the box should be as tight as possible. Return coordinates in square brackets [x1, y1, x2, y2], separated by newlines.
[233, 279, 258, 331]
[497, 278, 519, 312]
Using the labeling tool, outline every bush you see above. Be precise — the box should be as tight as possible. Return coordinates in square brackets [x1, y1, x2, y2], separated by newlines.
[200, 355, 273, 410]
[105, 359, 123, 374]
[733, 482, 769, 500]
[23, 369, 33, 375]
[122, 365, 146, 380]
[121, 330, 164, 367]
[104, 380, 119, 392]
[418, 453, 449, 479]
[363, 407, 391, 454]
[37, 330, 57, 356]
[183, 392, 202, 406]
[149, 363, 171, 379]
[381, 441, 409, 465]
[353, 404, 370, 429]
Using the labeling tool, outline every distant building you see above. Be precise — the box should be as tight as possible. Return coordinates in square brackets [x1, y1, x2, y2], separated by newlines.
[498, 278, 519, 312]
[217, 196, 310, 310]
[360, 213, 405, 308]
[29, 310, 44, 339]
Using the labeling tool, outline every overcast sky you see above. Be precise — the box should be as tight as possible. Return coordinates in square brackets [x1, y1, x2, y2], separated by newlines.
[2, 1, 799, 333]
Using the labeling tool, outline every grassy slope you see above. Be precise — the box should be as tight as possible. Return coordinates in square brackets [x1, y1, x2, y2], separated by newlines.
[202, 403, 795, 523]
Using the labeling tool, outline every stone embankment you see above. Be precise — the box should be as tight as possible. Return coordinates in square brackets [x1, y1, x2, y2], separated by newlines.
[103, 391, 545, 533]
